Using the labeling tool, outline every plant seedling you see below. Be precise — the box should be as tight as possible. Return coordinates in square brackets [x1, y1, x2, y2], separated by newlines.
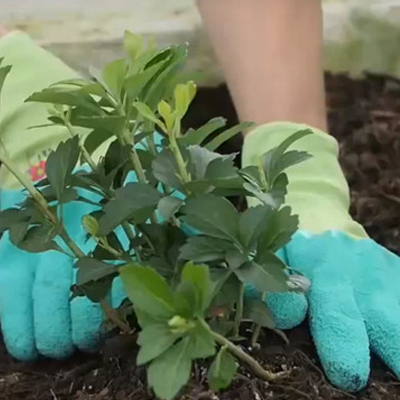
[0, 32, 312, 400]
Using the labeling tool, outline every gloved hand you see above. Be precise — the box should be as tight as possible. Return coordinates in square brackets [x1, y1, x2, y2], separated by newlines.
[0, 32, 126, 360]
[243, 122, 400, 391]
[0, 186, 127, 361]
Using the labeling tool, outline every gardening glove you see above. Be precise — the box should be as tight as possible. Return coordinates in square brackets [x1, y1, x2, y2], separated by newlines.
[243, 121, 400, 391]
[0, 32, 126, 361]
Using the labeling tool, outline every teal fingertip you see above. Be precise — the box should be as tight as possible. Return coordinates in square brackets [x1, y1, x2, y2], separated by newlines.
[287, 230, 370, 391]
[265, 292, 307, 330]
[33, 251, 75, 359]
[70, 296, 103, 352]
[0, 234, 38, 361]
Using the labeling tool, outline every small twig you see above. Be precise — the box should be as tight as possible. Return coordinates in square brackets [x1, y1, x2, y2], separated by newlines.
[379, 191, 400, 206]
[64, 116, 98, 172]
[200, 319, 289, 382]
[0, 151, 86, 258]
[100, 299, 131, 333]
[271, 384, 311, 400]
[271, 328, 290, 345]
[294, 350, 356, 399]
[49, 388, 59, 400]
[251, 324, 262, 347]
[234, 282, 245, 338]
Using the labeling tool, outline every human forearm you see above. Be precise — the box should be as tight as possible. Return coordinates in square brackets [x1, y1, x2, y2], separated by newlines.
[197, 0, 327, 131]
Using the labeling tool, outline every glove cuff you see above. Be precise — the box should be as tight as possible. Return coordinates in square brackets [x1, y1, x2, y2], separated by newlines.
[242, 121, 367, 238]
[0, 32, 79, 190]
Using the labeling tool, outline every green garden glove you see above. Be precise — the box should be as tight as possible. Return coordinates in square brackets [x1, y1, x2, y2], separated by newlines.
[243, 122, 400, 391]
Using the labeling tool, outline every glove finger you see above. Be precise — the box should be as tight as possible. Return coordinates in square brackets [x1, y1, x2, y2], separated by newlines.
[0, 234, 38, 361]
[354, 240, 400, 378]
[33, 251, 75, 359]
[70, 269, 103, 353]
[265, 248, 308, 330]
[286, 231, 370, 391]
[111, 276, 127, 309]
[381, 247, 400, 305]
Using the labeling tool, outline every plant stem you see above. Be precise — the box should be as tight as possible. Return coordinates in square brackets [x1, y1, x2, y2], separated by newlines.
[257, 157, 269, 191]
[100, 299, 131, 333]
[119, 126, 148, 185]
[169, 134, 191, 185]
[0, 151, 85, 258]
[199, 319, 288, 382]
[251, 324, 262, 347]
[130, 147, 147, 183]
[64, 118, 98, 172]
[251, 291, 266, 347]
[64, 118, 138, 246]
[234, 282, 244, 338]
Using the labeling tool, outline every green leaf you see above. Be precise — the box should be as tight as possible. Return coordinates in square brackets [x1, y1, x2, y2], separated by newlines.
[205, 122, 254, 152]
[181, 195, 239, 243]
[98, 183, 161, 235]
[132, 101, 166, 131]
[76, 258, 118, 285]
[124, 31, 144, 60]
[16, 224, 61, 253]
[25, 87, 99, 114]
[82, 215, 99, 237]
[92, 231, 125, 261]
[243, 298, 275, 328]
[173, 281, 198, 319]
[139, 224, 186, 276]
[152, 148, 183, 190]
[243, 182, 276, 208]
[120, 265, 175, 318]
[181, 117, 227, 146]
[262, 129, 312, 184]
[124, 62, 165, 102]
[83, 129, 112, 156]
[239, 205, 272, 250]
[257, 206, 298, 252]
[205, 157, 242, 189]
[157, 100, 174, 132]
[72, 276, 113, 303]
[102, 58, 127, 97]
[188, 320, 215, 359]
[181, 262, 212, 314]
[174, 81, 196, 119]
[208, 347, 237, 391]
[235, 255, 288, 293]
[187, 145, 221, 180]
[209, 272, 239, 314]
[148, 337, 192, 400]
[137, 322, 179, 365]
[70, 114, 126, 133]
[179, 236, 236, 263]
[0, 208, 29, 234]
[45, 136, 80, 200]
[157, 196, 183, 220]
[268, 173, 289, 208]
[143, 44, 188, 110]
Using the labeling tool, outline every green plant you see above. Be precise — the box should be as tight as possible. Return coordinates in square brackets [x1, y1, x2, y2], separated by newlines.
[0, 32, 312, 400]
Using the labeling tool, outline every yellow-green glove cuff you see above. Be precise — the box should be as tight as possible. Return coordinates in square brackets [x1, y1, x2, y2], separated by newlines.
[242, 121, 367, 238]
[0, 32, 78, 189]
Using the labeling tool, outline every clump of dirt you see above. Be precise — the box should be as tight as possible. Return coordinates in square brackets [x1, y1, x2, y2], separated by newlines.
[1, 72, 400, 400]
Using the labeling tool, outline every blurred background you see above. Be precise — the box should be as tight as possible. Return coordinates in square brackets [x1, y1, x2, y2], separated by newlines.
[1, 0, 400, 86]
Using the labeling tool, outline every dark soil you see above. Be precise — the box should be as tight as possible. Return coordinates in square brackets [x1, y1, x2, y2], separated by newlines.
[2, 73, 400, 400]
